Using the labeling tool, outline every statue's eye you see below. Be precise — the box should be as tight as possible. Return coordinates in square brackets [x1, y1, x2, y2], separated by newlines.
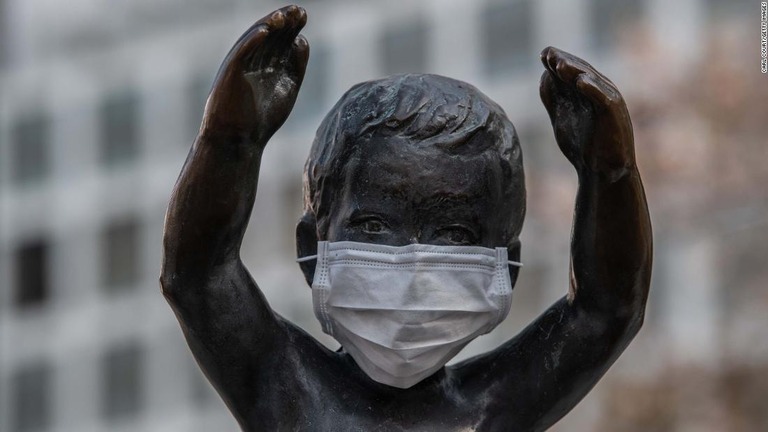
[436, 226, 477, 245]
[360, 218, 388, 234]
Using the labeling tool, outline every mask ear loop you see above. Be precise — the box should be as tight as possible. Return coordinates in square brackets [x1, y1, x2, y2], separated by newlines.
[508, 260, 523, 267]
[296, 255, 318, 263]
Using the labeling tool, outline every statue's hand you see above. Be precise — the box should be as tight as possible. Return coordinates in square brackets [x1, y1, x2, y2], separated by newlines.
[539, 47, 635, 177]
[202, 5, 309, 144]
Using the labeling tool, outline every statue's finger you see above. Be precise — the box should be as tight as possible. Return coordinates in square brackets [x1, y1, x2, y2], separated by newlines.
[285, 5, 307, 28]
[539, 71, 561, 118]
[289, 35, 310, 85]
[540, 47, 555, 71]
[541, 47, 559, 77]
[238, 27, 270, 68]
[221, 21, 267, 69]
[576, 74, 622, 111]
[553, 53, 592, 87]
[575, 74, 608, 107]
[256, 7, 307, 71]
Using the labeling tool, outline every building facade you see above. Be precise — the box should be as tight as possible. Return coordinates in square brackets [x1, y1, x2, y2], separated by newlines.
[2, 0, 757, 431]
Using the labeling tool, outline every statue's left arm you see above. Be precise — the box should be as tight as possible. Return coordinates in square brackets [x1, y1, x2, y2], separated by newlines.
[452, 47, 652, 431]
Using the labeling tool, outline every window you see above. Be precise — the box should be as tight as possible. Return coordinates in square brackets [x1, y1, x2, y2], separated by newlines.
[12, 113, 50, 184]
[12, 362, 52, 432]
[14, 239, 49, 308]
[187, 76, 210, 143]
[482, 0, 534, 76]
[722, 226, 768, 321]
[101, 218, 141, 291]
[590, 0, 643, 50]
[706, 0, 751, 15]
[101, 343, 143, 420]
[381, 20, 428, 75]
[100, 91, 140, 165]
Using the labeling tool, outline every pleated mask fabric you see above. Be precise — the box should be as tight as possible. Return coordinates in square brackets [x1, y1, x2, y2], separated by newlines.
[307, 241, 519, 389]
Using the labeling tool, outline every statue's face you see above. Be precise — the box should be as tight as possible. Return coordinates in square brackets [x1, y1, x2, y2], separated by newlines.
[324, 135, 516, 248]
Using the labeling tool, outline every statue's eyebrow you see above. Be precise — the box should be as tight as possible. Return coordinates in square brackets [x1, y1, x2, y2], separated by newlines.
[419, 192, 479, 208]
[417, 194, 483, 224]
[347, 208, 391, 220]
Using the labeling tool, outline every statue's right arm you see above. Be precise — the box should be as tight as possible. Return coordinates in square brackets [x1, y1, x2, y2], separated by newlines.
[159, 5, 308, 412]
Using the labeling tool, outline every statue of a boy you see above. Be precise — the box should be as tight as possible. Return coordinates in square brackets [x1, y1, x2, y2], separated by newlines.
[162, 6, 652, 431]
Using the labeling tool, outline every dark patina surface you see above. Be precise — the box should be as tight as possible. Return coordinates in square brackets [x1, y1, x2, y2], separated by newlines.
[161, 5, 652, 431]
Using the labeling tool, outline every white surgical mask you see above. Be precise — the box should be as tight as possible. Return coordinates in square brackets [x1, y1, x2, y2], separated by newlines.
[298, 241, 521, 389]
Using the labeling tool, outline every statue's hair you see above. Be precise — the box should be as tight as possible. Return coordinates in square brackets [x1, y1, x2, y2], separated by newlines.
[301, 73, 525, 240]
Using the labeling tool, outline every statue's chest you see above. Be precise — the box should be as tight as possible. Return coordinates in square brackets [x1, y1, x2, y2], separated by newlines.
[282, 377, 483, 431]
[240, 353, 487, 431]
[272, 403, 482, 432]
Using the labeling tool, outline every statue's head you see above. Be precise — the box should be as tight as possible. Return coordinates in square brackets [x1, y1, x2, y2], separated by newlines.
[296, 74, 525, 285]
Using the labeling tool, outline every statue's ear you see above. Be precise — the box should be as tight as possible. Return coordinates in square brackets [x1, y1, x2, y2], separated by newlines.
[506, 238, 521, 289]
[296, 213, 319, 286]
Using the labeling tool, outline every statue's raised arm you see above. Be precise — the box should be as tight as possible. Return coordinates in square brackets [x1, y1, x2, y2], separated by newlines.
[160, 4, 309, 419]
[161, 5, 652, 427]
[452, 47, 652, 431]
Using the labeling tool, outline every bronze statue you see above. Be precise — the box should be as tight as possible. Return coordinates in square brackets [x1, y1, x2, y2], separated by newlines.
[161, 5, 652, 431]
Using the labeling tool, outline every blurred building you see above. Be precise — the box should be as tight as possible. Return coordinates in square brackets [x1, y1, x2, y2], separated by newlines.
[0, 0, 763, 431]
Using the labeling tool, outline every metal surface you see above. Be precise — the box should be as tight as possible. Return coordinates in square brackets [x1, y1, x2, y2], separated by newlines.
[161, 5, 652, 431]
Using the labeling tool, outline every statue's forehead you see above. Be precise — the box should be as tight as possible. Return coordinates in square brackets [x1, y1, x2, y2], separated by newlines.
[342, 137, 500, 205]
